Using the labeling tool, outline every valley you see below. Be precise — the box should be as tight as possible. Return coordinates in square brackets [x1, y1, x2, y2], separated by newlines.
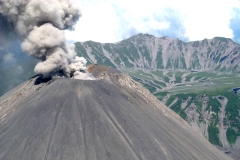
[120, 68, 240, 148]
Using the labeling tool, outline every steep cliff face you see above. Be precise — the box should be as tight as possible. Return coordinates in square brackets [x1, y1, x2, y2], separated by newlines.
[75, 34, 240, 72]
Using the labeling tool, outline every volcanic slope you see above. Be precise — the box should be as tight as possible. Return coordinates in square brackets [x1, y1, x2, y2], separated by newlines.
[0, 66, 231, 160]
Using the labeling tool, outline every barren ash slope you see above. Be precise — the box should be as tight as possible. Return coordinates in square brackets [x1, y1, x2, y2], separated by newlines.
[0, 65, 231, 160]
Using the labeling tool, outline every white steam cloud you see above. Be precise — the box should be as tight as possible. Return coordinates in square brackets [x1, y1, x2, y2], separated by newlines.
[0, 0, 88, 78]
[69, 56, 94, 79]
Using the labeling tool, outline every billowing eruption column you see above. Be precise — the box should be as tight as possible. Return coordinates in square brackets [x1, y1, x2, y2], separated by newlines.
[0, 0, 87, 78]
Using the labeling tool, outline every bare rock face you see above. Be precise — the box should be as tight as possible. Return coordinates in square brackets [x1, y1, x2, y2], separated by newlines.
[0, 66, 231, 160]
[75, 34, 240, 72]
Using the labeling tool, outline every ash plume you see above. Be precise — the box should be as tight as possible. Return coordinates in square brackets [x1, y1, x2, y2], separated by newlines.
[0, 0, 87, 78]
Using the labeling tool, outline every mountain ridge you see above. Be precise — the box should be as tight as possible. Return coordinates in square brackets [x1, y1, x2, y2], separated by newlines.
[75, 33, 240, 72]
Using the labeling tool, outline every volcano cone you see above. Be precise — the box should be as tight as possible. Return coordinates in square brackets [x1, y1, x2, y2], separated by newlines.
[0, 66, 231, 160]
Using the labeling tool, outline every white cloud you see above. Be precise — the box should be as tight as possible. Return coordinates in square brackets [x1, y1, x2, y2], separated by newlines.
[179, 0, 239, 40]
[66, 0, 240, 43]
[3, 53, 16, 63]
[66, 0, 121, 43]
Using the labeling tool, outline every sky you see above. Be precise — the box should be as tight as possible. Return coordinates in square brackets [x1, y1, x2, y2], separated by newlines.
[66, 0, 240, 43]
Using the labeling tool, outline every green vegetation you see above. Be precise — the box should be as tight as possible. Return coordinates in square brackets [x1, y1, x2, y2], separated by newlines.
[123, 70, 154, 81]
[207, 47, 211, 56]
[214, 54, 221, 63]
[75, 42, 92, 64]
[151, 70, 164, 78]
[165, 95, 176, 106]
[164, 76, 170, 83]
[149, 81, 161, 89]
[209, 97, 221, 113]
[224, 92, 240, 130]
[233, 51, 238, 55]
[163, 93, 200, 120]
[76, 41, 116, 67]
[156, 46, 164, 69]
[208, 125, 221, 146]
[153, 80, 166, 88]
[205, 96, 221, 114]
[154, 92, 168, 101]
[170, 99, 182, 113]
[167, 72, 173, 77]
[192, 51, 200, 69]
[177, 93, 197, 100]
[151, 88, 240, 147]
[142, 83, 156, 93]
[194, 98, 202, 110]
[197, 90, 240, 131]
[214, 65, 221, 71]
[226, 127, 239, 144]
[128, 42, 140, 59]
[182, 94, 197, 108]
[179, 110, 187, 120]
[166, 59, 172, 69]
[220, 66, 226, 72]
[175, 76, 182, 83]
[173, 71, 185, 83]
[140, 45, 152, 64]
[115, 57, 121, 65]
[180, 55, 187, 69]
[185, 75, 192, 82]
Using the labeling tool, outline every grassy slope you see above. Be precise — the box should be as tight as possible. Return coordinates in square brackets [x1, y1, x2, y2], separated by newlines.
[120, 68, 240, 146]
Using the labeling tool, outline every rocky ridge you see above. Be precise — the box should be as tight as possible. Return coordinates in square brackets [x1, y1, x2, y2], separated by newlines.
[75, 33, 240, 72]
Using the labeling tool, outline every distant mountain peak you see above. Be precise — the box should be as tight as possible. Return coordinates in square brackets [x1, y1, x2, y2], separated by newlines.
[75, 34, 240, 72]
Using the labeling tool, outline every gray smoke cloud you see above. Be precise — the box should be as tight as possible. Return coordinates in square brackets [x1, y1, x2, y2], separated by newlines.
[0, 0, 87, 78]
